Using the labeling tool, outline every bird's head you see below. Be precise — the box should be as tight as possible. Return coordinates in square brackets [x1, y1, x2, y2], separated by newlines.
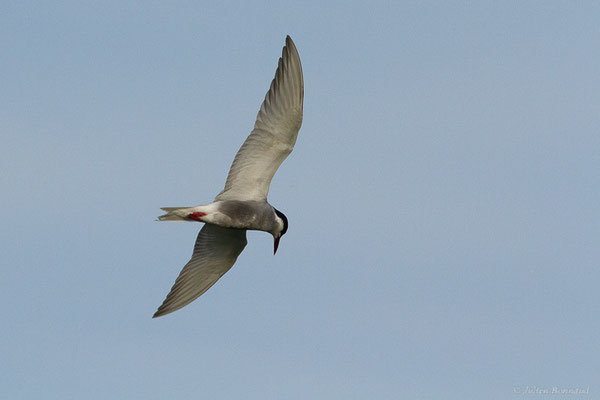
[272, 208, 288, 255]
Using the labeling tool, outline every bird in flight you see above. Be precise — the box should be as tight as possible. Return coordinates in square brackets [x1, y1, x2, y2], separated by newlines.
[153, 36, 303, 318]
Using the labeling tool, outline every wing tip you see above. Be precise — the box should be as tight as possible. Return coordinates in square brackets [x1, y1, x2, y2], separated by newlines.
[153, 302, 181, 318]
[152, 296, 183, 318]
[282, 35, 303, 99]
[152, 305, 168, 318]
[284, 35, 299, 59]
[285, 35, 296, 48]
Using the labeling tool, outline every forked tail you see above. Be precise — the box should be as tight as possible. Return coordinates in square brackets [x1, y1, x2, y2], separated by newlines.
[158, 207, 194, 222]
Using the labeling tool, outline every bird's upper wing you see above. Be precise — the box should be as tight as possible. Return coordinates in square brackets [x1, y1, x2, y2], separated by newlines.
[215, 36, 304, 202]
[153, 224, 247, 318]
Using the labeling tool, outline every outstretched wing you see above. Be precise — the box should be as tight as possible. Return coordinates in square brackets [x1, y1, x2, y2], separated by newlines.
[153, 224, 247, 318]
[215, 35, 304, 202]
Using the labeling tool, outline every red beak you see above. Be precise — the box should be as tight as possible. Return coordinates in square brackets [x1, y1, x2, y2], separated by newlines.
[274, 236, 281, 255]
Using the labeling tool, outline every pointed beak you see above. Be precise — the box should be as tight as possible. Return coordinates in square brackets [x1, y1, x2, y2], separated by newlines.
[274, 236, 281, 255]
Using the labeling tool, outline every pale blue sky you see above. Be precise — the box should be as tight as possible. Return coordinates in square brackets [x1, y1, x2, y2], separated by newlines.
[2, 1, 599, 399]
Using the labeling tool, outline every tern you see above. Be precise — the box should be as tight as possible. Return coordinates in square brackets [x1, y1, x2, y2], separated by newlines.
[153, 36, 303, 318]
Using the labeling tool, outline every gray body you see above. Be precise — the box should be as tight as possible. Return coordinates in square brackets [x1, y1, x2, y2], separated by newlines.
[216, 200, 279, 232]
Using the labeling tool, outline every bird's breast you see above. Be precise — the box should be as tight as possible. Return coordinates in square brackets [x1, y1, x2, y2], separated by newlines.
[212, 200, 275, 232]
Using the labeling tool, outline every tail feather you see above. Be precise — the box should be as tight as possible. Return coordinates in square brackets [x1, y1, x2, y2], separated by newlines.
[158, 207, 193, 222]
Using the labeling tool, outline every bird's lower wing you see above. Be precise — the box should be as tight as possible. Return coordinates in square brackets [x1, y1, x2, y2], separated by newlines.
[153, 224, 248, 318]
